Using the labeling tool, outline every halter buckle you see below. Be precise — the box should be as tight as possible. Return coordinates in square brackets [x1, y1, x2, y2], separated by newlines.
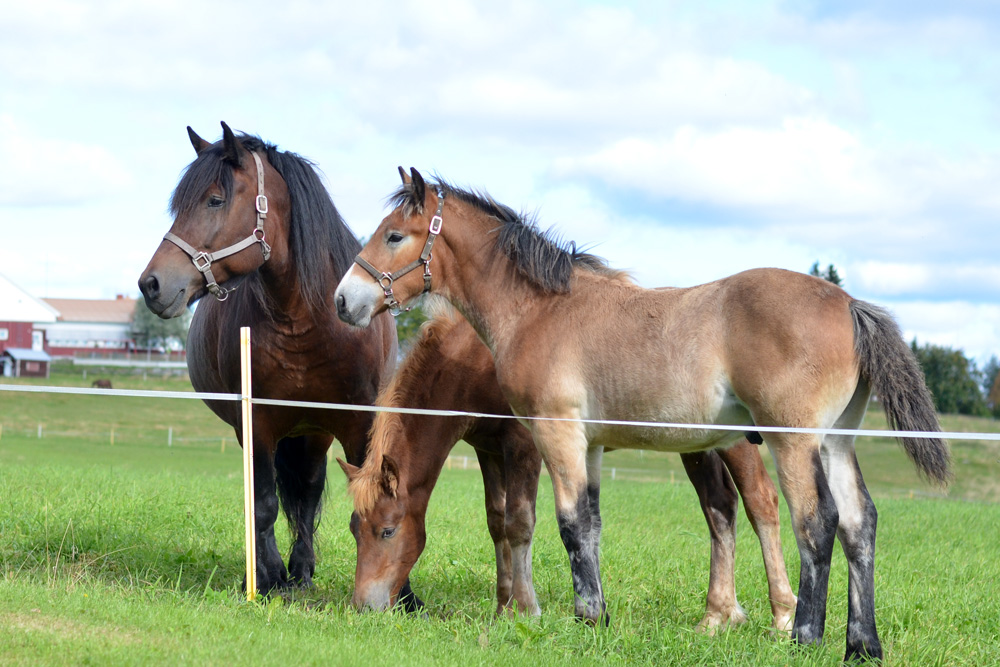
[256, 194, 268, 215]
[429, 215, 443, 235]
[193, 252, 212, 273]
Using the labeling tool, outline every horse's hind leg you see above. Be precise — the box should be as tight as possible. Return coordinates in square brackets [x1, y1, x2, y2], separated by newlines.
[766, 433, 839, 648]
[717, 439, 797, 633]
[275, 434, 330, 587]
[680, 449, 746, 634]
[823, 386, 882, 662]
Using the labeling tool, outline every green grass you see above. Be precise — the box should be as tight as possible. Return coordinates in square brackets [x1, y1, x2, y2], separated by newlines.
[1, 364, 999, 664]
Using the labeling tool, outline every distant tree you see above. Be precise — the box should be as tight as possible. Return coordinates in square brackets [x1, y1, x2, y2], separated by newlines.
[131, 300, 192, 350]
[394, 304, 429, 350]
[983, 355, 1000, 417]
[809, 261, 844, 287]
[910, 340, 988, 416]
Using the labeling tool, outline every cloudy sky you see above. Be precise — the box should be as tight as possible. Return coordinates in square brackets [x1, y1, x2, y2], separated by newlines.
[1, 0, 998, 361]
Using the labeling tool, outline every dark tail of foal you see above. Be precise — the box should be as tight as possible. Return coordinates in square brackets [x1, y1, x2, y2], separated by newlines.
[850, 300, 952, 486]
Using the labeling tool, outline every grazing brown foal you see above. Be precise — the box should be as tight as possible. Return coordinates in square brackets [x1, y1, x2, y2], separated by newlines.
[340, 307, 796, 631]
[335, 169, 949, 662]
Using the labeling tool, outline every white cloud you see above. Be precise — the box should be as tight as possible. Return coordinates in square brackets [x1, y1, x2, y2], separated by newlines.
[553, 117, 909, 219]
[0, 116, 133, 206]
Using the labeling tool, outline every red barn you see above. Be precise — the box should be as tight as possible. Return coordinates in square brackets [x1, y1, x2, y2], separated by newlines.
[0, 273, 59, 356]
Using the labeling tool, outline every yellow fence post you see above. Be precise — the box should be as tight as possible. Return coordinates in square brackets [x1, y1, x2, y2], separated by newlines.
[240, 327, 257, 601]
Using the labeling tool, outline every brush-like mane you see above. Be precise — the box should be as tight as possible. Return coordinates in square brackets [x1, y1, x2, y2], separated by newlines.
[387, 177, 628, 293]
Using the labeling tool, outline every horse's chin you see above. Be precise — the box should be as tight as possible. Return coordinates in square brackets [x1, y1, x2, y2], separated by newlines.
[144, 289, 189, 320]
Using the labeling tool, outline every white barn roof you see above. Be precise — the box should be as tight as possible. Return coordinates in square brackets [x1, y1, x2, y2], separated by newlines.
[0, 273, 59, 323]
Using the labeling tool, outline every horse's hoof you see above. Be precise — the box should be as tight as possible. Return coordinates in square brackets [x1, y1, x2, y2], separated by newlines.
[696, 605, 748, 635]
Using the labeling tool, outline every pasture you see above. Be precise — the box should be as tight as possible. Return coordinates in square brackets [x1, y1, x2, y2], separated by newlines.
[2, 365, 999, 665]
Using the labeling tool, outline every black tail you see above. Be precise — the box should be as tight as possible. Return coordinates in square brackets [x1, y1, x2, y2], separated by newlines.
[850, 300, 951, 486]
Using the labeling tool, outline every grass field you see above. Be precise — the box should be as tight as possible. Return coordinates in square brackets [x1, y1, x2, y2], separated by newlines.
[2, 364, 999, 665]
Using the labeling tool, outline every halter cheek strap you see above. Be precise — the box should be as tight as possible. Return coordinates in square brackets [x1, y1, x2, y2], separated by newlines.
[354, 187, 445, 316]
[163, 151, 272, 301]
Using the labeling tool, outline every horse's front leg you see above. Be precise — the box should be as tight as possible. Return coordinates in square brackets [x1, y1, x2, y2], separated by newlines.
[248, 438, 289, 594]
[534, 420, 607, 625]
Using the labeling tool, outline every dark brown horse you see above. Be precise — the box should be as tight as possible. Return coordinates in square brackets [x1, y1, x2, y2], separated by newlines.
[137, 123, 409, 599]
[340, 307, 796, 631]
[335, 169, 950, 661]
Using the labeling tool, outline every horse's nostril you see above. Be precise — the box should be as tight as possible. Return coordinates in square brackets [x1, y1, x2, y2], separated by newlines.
[140, 275, 160, 300]
[336, 293, 346, 311]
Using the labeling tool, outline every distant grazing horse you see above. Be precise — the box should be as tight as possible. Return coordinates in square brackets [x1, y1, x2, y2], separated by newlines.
[334, 168, 951, 662]
[340, 308, 797, 631]
[91, 379, 113, 389]
[136, 123, 417, 602]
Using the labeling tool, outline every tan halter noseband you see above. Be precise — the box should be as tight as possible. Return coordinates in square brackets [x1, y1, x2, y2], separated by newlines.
[353, 187, 445, 316]
[163, 152, 272, 301]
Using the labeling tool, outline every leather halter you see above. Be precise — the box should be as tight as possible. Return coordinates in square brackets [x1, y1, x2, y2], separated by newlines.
[163, 152, 272, 301]
[354, 187, 445, 316]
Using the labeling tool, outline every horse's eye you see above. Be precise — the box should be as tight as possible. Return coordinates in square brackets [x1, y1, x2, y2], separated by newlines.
[387, 232, 404, 244]
[207, 195, 225, 208]
[381, 527, 396, 539]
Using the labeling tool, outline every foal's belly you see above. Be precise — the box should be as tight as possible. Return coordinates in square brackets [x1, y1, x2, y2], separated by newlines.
[586, 389, 754, 454]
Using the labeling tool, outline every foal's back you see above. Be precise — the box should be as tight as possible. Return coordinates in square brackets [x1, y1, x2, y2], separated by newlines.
[495, 267, 859, 453]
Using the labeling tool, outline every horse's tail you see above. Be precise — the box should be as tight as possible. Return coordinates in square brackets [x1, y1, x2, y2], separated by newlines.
[850, 299, 951, 486]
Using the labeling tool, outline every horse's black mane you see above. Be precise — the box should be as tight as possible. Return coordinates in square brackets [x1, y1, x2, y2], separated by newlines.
[169, 133, 359, 314]
[389, 178, 619, 293]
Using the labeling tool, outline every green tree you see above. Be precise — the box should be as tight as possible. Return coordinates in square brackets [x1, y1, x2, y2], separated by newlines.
[809, 261, 844, 287]
[394, 304, 429, 349]
[131, 300, 192, 350]
[982, 355, 1000, 417]
[910, 340, 988, 416]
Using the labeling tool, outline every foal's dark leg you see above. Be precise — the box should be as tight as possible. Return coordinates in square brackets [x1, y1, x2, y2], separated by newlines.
[560, 446, 606, 623]
[769, 440, 839, 648]
[274, 434, 330, 587]
[680, 449, 746, 632]
[825, 443, 882, 662]
[248, 438, 289, 594]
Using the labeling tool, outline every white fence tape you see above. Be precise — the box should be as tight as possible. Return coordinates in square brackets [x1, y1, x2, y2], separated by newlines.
[2, 383, 999, 442]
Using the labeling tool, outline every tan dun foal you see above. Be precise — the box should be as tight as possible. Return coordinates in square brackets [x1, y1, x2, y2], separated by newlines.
[334, 169, 950, 662]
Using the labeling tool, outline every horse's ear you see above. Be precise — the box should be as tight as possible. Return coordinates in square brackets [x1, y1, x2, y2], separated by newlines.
[187, 126, 211, 155]
[398, 166, 411, 185]
[409, 168, 426, 210]
[220, 121, 243, 166]
[380, 455, 400, 497]
[336, 457, 360, 481]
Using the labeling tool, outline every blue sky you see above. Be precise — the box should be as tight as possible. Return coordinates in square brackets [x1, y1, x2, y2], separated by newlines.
[1, 0, 998, 360]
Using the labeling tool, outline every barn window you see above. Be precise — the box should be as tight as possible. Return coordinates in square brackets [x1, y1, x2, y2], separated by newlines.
[25, 362, 40, 372]
[0, 328, 8, 341]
